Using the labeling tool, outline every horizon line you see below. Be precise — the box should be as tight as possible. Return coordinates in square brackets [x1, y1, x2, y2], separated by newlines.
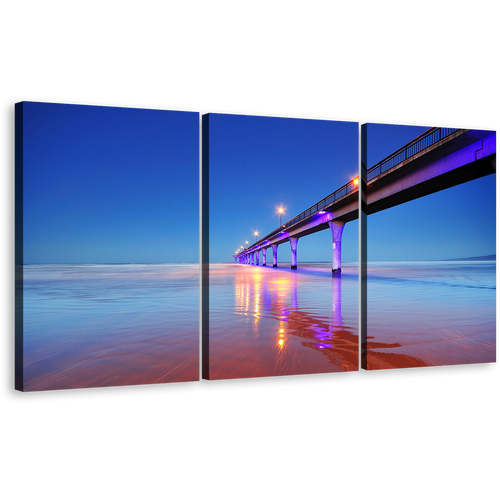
[21, 253, 495, 266]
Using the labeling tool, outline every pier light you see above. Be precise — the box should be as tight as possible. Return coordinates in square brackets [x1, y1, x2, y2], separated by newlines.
[353, 177, 359, 185]
[278, 207, 284, 226]
[254, 231, 259, 242]
[245, 241, 249, 245]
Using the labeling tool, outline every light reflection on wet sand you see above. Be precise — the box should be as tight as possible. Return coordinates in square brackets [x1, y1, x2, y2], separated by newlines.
[208, 263, 359, 379]
[22, 260, 492, 387]
[24, 260, 489, 385]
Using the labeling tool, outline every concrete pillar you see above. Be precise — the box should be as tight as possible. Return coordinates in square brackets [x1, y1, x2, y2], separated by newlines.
[272, 244, 278, 267]
[251, 253, 255, 265]
[255, 250, 259, 265]
[328, 221, 346, 273]
[290, 237, 299, 269]
[262, 248, 267, 266]
[235, 257, 237, 263]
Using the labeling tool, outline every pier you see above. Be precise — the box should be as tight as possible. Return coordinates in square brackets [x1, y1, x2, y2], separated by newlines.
[234, 127, 496, 271]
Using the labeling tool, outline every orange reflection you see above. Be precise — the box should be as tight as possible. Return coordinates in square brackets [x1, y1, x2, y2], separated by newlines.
[277, 321, 286, 350]
[222, 265, 359, 379]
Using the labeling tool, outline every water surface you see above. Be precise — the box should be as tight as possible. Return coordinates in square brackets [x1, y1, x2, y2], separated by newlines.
[23, 260, 483, 387]
[208, 262, 359, 379]
[366, 261, 496, 369]
[21, 264, 199, 391]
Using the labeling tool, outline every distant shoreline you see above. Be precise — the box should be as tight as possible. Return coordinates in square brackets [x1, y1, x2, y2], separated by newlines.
[439, 254, 496, 262]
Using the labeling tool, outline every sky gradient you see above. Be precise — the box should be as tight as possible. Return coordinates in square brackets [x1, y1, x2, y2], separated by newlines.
[22, 102, 199, 264]
[22, 108, 493, 265]
[365, 123, 496, 261]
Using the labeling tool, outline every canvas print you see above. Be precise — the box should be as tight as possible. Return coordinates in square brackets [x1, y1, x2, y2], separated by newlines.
[203, 113, 359, 380]
[15, 102, 199, 391]
[361, 124, 496, 370]
[19, 106, 494, 390]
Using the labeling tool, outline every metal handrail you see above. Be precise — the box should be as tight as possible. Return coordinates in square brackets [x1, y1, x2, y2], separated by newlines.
[246, 177, 359, 251]
[237, 127, 463, 257]
[366, 127, 460, 181]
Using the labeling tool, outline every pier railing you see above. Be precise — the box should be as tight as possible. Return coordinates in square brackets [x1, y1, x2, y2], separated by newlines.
[254, 177, 359, 248]
[366, 127, 460, 181]
[242, 127, 462, 254]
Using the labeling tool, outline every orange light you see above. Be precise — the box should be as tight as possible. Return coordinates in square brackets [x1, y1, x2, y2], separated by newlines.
[279, 329, 284, 333]
[278, 339, 284, 346]
[278, 208, 283, 214]
[353, 177, 359, 185]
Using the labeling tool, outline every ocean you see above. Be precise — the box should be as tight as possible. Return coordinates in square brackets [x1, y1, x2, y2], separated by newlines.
[365, 260, 496, 369]
[20, 260, 489, 390]
[20, 264, 199, 391]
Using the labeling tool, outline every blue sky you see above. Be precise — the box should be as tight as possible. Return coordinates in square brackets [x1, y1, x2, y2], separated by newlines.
[22, 102, 199, 264]
[208, 114, 359, 263]
[366, 123, 496, 261]
[23, 107, 493, 265]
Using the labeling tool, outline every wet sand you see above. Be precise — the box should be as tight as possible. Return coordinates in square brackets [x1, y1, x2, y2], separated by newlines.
[207, 262, 359, 379]
[22, 259, 486, 388]
[21, 264, 199, 391]
[365, 261, 496, 370]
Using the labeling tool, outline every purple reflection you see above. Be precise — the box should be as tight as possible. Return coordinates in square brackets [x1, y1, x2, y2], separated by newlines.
[209, 262, 360, 379]
[317, 343, 333, 349]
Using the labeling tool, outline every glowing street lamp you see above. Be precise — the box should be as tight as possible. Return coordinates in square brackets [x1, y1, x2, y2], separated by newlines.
[353, 177, 359, 185]
[278, 207, 284, 226]
[254, 231, 259, 242]
[245, 241, 249, 245]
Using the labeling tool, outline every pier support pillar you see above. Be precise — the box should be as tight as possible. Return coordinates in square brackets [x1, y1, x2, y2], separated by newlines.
[290, 237, 299, 269]
[251, 253, 255, 265]
[272, 244, 278, 267]
[255, 250, 259, 265]
[262, 248, 267, 266]
[328, 220, 346, 273]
